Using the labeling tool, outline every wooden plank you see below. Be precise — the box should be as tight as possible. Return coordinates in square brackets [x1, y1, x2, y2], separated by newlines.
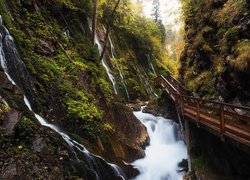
[224, 131, 250, 147]
[225, 124, 250, 141]
[220, 104, 225, 134]
[156, 75, 250, 147]
[225, 121, 250, 134]
[200, 113, 220, 128]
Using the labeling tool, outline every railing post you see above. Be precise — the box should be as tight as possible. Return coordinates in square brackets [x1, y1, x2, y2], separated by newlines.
[180, 95, 184, 115]
[196, 99, 200, 128]
[220, 103, 225, 141]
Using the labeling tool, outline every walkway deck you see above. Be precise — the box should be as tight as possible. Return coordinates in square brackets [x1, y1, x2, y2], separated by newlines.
[155, 75, 250, 147]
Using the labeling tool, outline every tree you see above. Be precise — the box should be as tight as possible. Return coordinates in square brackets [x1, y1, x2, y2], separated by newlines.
[100, 0, 121, 60]
[151, 0, 160, 22]
[157, 20, 166, 44]
[92, 0, 98, 45]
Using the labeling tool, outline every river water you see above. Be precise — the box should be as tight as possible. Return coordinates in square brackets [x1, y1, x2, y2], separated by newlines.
[133, 108, 187, 180]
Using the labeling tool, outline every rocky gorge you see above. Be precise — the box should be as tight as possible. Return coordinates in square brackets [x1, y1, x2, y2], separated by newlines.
[0, 0, 250, 179]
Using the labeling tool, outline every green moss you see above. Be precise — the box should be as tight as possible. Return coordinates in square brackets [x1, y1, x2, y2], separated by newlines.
[14, 116, 37, 139]
[230, 39, 250, 71]
[224, 26, 239, 42]
[66, 96, 103, 121]
[181, 0, 250, 98]
[216, 0, 248, 26]
[192, 156, 205, 169]
[186, 71, 216, 97]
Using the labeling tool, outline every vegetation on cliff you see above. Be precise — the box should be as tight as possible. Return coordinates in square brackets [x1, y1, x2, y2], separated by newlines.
[0, 0, 169, 178]
[181, 0, 250, 102]
[180, 0, 250, 179]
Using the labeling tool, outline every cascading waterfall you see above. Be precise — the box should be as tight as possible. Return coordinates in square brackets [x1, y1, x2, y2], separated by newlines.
[139, 68, 158, 97]
[95, 33, 118, 94]
[0, 15, 125, 180]
[132, 107, 187, 180]
[0, 95, 8, 106]
[146, 54, 156, 75]
[88, 18, 118, 94]
[108, 36, 130, 101]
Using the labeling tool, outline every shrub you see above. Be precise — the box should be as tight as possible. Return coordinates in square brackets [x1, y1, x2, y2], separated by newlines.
[14, 117, 37, 138]
[230, 39, 250, 71]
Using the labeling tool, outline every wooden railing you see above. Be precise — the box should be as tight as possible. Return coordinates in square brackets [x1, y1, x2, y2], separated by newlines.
[155, 75, 250, 147]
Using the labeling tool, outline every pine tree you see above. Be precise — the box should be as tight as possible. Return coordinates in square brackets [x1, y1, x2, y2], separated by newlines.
[151, 0, 160, 22]
[92, 0, 98, 45]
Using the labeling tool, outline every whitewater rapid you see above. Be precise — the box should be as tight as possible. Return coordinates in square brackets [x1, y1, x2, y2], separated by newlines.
[133, 108, 187, 180]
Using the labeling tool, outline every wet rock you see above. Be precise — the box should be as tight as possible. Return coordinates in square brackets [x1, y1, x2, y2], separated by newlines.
[127, 99, 147, 111]
[1, 158, 17, 179]
[32, 136, 47, 152]
[36, 40, 55, 56]
[97, 102, 149, 178]
[132, 104, 141, 111]
[142, 104, 158, 115]
[3, 109, 22, 136]
[58, 150, 69, 159]
[178, 159, 188, 173]
[142, 98, 178, 120]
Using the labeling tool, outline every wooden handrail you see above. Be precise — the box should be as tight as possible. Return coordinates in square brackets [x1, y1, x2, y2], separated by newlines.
[155, 75, 250, 146]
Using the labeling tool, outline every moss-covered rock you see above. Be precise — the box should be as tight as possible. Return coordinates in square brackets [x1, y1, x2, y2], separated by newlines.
[181, 0, 250, 103]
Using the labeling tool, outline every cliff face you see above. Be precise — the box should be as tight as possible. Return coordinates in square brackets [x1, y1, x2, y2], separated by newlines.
[180, 0, 250, 178]
[0, 0, 169, 178]
[181, 0, 250, 104]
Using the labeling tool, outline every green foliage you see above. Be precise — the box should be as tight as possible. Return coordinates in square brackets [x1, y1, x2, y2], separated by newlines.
[66, 96, 103, 121]
[14, 117, 37, 139]
[224, 26, 239, 42]
[180, 0, 250, 98]
[0, 0, 113, 140]
[216, 0, 248, 26]
[0, 102, 9, 120]
[186, 71, 216, 97]
[230, 39, 250, 71]
[99, 1, 169, 99]
[192, 156, 205, 169]
[45, 0, 79, 11]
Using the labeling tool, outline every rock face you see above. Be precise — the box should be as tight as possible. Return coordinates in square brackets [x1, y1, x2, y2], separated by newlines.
[3, 109, 22, 136]
[187, 121, 250, 179]
[0, 0, 156, 179]
[0, 72, 23, 136]
[181, 1, 250, 178]
[106, 102, 148, 158]
[143, 93, 178, 121]
[181, 0, 250, 102]
[99, 102, 149, 178]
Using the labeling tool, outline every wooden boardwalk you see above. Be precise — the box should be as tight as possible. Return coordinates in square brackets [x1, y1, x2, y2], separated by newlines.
[155, 75, 250, 147]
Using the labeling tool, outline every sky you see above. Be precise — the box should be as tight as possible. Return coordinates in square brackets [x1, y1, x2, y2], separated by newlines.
[131, 0, 183, 31]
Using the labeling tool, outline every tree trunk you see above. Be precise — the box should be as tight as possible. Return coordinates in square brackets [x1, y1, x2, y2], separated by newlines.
[100, 0, 121, 60]
[92, 0, 98, 46]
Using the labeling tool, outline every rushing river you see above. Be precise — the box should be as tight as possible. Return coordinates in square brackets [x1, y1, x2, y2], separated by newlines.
[133, 108, 187, 180]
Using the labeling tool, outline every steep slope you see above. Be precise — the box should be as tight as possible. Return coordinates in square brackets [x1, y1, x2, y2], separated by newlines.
[181, 0, 250, 104]
[0, 0, 171, 178]
[180, 0, 250, 179]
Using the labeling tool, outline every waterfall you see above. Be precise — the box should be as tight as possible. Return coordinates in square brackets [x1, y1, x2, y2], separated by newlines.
[132, 108, 187, 180]
[0, 95, 8, 106]
[108, 36, 130, 101]
[146, 54, 156, 75]
[88, 19, 118, 94]
[0, 15, 126, 180]
[95, 33, 118, 94]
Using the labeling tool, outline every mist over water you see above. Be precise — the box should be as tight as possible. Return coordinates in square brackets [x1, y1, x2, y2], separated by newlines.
[133, 110, 187, 180]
